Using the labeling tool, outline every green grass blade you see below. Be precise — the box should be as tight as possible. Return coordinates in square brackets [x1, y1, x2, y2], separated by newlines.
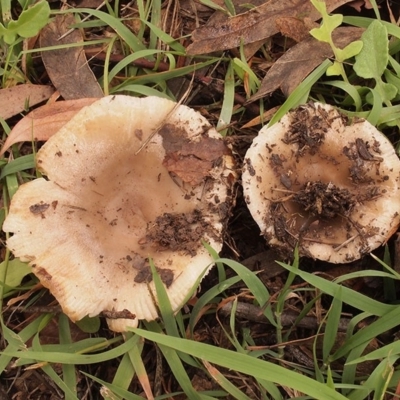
[278, 263, 395, 316]
[112, 352, 136, 389]
[188, 275, 242, 335]
[150, 259, 181, 338]
[343, 16, 400, 40]
[323, 80, 363, 111]
[149, 0, 161, 50]
[346, 340, 400, 365]
[31, 329, 79, 399]
[268, 59, 331, 126]
[341, 340, 371, 396]
[217, 60, 235, 136]
[1, 333, 137, 364]
[112, 84, 174, 99]
[143, 323, 208, 400]
[125, 334, 153, 399]
[106, 49, 176, 84]
[142, 20, 185, 53]
[59, 313, 77, 399]
[0, 315, 48, 373]
[347, 357, 397, 400]
[0, 154, 35, 179]
[133, 329, 348, 400]
[123, 59, 218, 86]
[203, 360, 253, 400]
[56, 8, 146, 52]
[40, 363, 79, 400]
[81, 372, 146, 400]
[216, 258, 276, 326]
[323, 287, 342, 362]
[332, 306, 400, 360]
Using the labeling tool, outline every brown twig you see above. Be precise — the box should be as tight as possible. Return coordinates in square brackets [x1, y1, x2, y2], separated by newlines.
[219, 301, 352, 332]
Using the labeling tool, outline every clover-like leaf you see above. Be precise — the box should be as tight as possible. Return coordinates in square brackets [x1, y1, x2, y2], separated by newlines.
[326, 61, 344, 77]
[0, 1, 50, 44]
[336, 40, 363, 61]
[310, 0, 343, 43]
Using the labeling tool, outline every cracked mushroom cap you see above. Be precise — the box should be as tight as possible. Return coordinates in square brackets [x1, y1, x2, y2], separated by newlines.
[3, 95, 236, 332]
[242, 102, 400, 263]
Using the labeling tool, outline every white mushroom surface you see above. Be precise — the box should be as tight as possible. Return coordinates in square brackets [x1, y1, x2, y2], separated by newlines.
[243, 102, 400, 263]
[3, 95, 236, 332]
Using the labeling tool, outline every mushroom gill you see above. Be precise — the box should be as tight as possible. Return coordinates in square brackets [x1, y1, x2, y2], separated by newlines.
[242, 102, 400, 263]
[3, 95, 236, 332]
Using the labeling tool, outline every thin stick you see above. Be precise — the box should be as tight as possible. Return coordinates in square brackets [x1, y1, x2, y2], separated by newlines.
[333, 234, 360, 252]
[134, 72, 195, 155]
[57, 2, 106, 41]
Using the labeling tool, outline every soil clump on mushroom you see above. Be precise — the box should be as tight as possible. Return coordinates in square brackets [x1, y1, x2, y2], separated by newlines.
[146, 209, 211, 255]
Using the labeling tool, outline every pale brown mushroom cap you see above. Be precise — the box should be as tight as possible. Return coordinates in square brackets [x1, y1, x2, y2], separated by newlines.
[242, 102, 400, 263]
[3, 95, 236, 331]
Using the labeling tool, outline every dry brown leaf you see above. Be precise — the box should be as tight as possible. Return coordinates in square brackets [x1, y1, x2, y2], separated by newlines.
[248, 27, 364, 102]
[160, 124, 230, 185]
[187, 0, 352, 55]
[40, 14, 103, 100]
[348, 0, 375, 11]
[0, 98, 98, 156]
[0, 84, 55, 120]
[275, 17, 315, 43]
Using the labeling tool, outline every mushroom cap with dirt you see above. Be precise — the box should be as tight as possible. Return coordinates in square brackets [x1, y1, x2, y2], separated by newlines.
[242, 102, 400, 263]
[3, 95, 236, 332]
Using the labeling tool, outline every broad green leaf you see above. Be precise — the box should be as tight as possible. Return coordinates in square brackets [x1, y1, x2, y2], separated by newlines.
[0, 259, 32, 293]
[354, 20, 389, 79]
[0, 1, 50, 44]
[375, 78, 397, 103]
[75, 316, 101, 333]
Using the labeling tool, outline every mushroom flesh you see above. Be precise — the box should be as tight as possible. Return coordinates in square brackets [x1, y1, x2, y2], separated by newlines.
[242, 102, 400, 263]
[3, 95, 236, 331]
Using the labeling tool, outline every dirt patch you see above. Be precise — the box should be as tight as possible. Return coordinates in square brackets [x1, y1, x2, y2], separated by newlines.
[134, 266, 175, 288]
[29, 201, 50, 214]
[293, 181, 355, 219]
[146, 209, 208, 256]
[282, 103, 330, 155]
[343, 138, 384, 184]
